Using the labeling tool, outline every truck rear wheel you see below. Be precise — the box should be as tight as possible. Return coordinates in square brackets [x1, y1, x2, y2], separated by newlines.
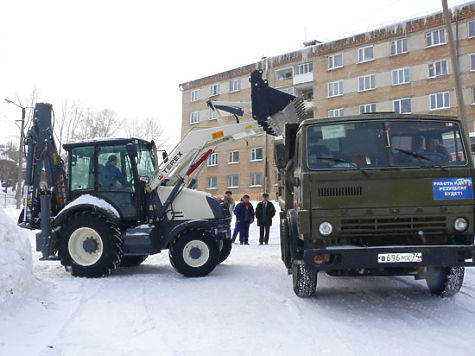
[58, 211, 123, 278]
[169, 229, 219, 277]
[120, 255, 148, 267]
[292, 262, 317, 297]
[218, 239, 232, 264]
[425, 266, 464, 297]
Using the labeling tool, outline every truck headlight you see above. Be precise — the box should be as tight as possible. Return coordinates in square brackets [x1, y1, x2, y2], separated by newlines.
[454, 217, 468, 232]
[318, 222, 333, 236]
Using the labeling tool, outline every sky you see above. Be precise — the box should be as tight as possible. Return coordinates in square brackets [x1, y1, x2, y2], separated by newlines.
[0, 0, 471, 147]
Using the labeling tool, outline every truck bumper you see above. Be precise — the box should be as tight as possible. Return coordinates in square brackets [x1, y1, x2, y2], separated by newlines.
[303, 245, 475, 271]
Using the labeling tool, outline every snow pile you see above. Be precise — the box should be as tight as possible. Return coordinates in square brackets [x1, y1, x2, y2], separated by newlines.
[0, 207, 33, 311]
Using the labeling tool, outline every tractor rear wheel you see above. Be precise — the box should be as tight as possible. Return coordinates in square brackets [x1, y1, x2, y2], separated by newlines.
[218, 239, 232, 264]
[169, 229, 219, 277]
[59, 211, 123, 278]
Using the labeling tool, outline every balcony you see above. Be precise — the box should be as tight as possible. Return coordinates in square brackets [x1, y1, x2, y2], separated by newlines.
[293, 72, 313, 85]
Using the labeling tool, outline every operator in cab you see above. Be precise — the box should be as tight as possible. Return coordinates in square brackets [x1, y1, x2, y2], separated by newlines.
[100, 155, 128, 189]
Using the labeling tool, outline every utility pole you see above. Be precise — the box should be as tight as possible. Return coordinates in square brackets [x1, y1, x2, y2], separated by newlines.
[441, 0, 470, 148]
[5, 98, 29, 209]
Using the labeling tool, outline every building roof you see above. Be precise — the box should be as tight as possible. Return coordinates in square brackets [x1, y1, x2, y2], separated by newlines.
[179, 1, 475, 90]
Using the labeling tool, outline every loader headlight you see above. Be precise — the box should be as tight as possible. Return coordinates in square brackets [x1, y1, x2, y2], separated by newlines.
[318, 222, 333, 236]
[454, 217, 468, 232]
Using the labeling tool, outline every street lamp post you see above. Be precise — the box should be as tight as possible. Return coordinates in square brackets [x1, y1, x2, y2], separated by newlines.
[5, 98, 29, 209]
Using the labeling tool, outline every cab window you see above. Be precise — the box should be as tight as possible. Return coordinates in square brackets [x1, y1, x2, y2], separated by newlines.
[70, 146, 95, 191]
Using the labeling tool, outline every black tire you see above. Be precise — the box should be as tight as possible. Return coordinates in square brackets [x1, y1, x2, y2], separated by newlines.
[280, 218, 291, 269]
[120, 255, 148, 267]
[426, 266, 465, 297]
[58, 211, 123, 278]
[169, 229, 219, 277]
[218, 239, 232, 264]
[292, 262, 317, 297]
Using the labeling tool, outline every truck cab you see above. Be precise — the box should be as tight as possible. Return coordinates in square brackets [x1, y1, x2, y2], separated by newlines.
[278, 113, 475, 297]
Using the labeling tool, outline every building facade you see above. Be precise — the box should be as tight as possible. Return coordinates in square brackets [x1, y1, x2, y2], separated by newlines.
[179, 3, 475, 200]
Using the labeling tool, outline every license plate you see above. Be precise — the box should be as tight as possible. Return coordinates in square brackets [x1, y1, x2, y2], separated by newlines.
[377, 252, 422, 263]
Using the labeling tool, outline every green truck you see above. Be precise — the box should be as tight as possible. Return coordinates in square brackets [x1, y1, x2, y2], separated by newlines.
[249, 70, 475, 298]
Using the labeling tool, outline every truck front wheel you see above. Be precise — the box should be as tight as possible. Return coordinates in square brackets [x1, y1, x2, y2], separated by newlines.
[169, 229, 219, 277]
[425, 266, 464, 297]
[292, 262, 317, 297]
[59, 211, 123, 278]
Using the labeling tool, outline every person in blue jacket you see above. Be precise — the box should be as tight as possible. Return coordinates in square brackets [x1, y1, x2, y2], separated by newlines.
[100, 155, 128, 189]
[233, 194, 254, 245]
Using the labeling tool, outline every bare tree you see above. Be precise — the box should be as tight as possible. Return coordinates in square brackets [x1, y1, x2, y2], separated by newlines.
[124, 117, 167, 148]
[74, 108, 120, 140]
[56, 99, 84, 156]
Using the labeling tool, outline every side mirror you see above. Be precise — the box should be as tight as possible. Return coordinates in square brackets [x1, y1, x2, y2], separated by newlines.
[126, 143, 138, 158]
[162, 151, 167, 161]
[274, 143, 286, 170]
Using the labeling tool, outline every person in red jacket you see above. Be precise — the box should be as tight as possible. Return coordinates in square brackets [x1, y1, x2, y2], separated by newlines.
[233, 195, 254, 245]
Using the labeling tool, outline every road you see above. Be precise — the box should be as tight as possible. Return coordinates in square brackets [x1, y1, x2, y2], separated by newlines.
[0, 207, 474, 356]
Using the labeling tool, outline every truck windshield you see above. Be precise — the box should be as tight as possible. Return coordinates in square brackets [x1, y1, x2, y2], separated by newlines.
[307, 120, 466, 170]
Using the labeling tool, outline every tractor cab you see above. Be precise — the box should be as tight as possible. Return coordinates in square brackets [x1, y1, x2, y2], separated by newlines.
[63, 138, 156, 223]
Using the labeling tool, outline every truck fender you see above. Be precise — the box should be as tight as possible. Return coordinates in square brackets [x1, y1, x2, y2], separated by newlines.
[161, 219, 216, 249]
[287, 209, 304, 260]
[54, 195, 121, 228]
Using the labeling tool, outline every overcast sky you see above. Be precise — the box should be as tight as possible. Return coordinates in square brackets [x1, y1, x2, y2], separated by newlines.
[0, 0, 470, 146]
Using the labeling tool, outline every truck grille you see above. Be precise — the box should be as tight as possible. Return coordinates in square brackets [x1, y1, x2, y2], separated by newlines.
[340, 216, 447, 237]
[318, 186, 362, 197]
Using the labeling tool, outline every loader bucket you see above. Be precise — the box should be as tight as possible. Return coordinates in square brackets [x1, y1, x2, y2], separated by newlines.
[250, 69, 306, 137]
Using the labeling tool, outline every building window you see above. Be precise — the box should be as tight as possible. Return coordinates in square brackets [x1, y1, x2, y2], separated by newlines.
[190, 111, 200, 124]
[207, 176, 217, 189]
[359, 103, 376, 114]
[468, 20, 475, 38]
[250, 173, 262, 187]
[208, 108, 216, 120]
[228, 150, 239, 164]
[426, 28, 446, 47]
[191, 89, 200, 102]
[250, 147, 263, 161]
[229, 78, 241, 93]
[472, 88, 475, 104]
[392, 67, 410, 85]
[429, 91, 450, 110]
[227, 175, 239, 188]
[358, 74, 375, 92]
[328, 80, 343, 97]
[275, 67, 293, 81]
[207, 153, 218, 167]
[209, 84, 220, 97]
[296, 62, 313, 75]
[470, 54, 475, 72]
[428, 59, 448, 78]
[391, 38, 408, 56]
[328, 108, 344, 117]
[358, 45, 374, 63]
[279, 87, 295, 96]
[274, 171, 279, 186]
[328, 53, 343, 70]
[393, 98, 411, 114]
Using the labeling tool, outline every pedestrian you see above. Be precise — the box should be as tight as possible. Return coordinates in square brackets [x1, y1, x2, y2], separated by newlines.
[232, 197, 243, 243]
[233, 195, 254, 245]
[223, 190, 235, 216]
[255, 193, 276, 245]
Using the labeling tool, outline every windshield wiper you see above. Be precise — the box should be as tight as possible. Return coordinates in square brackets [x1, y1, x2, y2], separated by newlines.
[395, 148, 430, 161]
[394, 148, 447, 172]
[315, 156, 368, 176]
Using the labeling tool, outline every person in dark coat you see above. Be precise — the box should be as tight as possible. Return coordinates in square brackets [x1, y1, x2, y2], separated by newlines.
[231, 197, 243, 243]
[100, 155, 128, 189]
[233, 194, 254, 245]
[255, 193, 276, 245]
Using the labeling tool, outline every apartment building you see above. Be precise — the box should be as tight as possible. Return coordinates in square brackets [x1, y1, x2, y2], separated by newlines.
[179, 3, 475, 200]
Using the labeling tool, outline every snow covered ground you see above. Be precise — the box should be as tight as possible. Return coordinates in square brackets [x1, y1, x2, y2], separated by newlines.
[0, 204, 474, 356]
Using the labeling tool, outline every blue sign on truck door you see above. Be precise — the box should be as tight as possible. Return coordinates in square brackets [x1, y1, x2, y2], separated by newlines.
[432, 178, 473, 200]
